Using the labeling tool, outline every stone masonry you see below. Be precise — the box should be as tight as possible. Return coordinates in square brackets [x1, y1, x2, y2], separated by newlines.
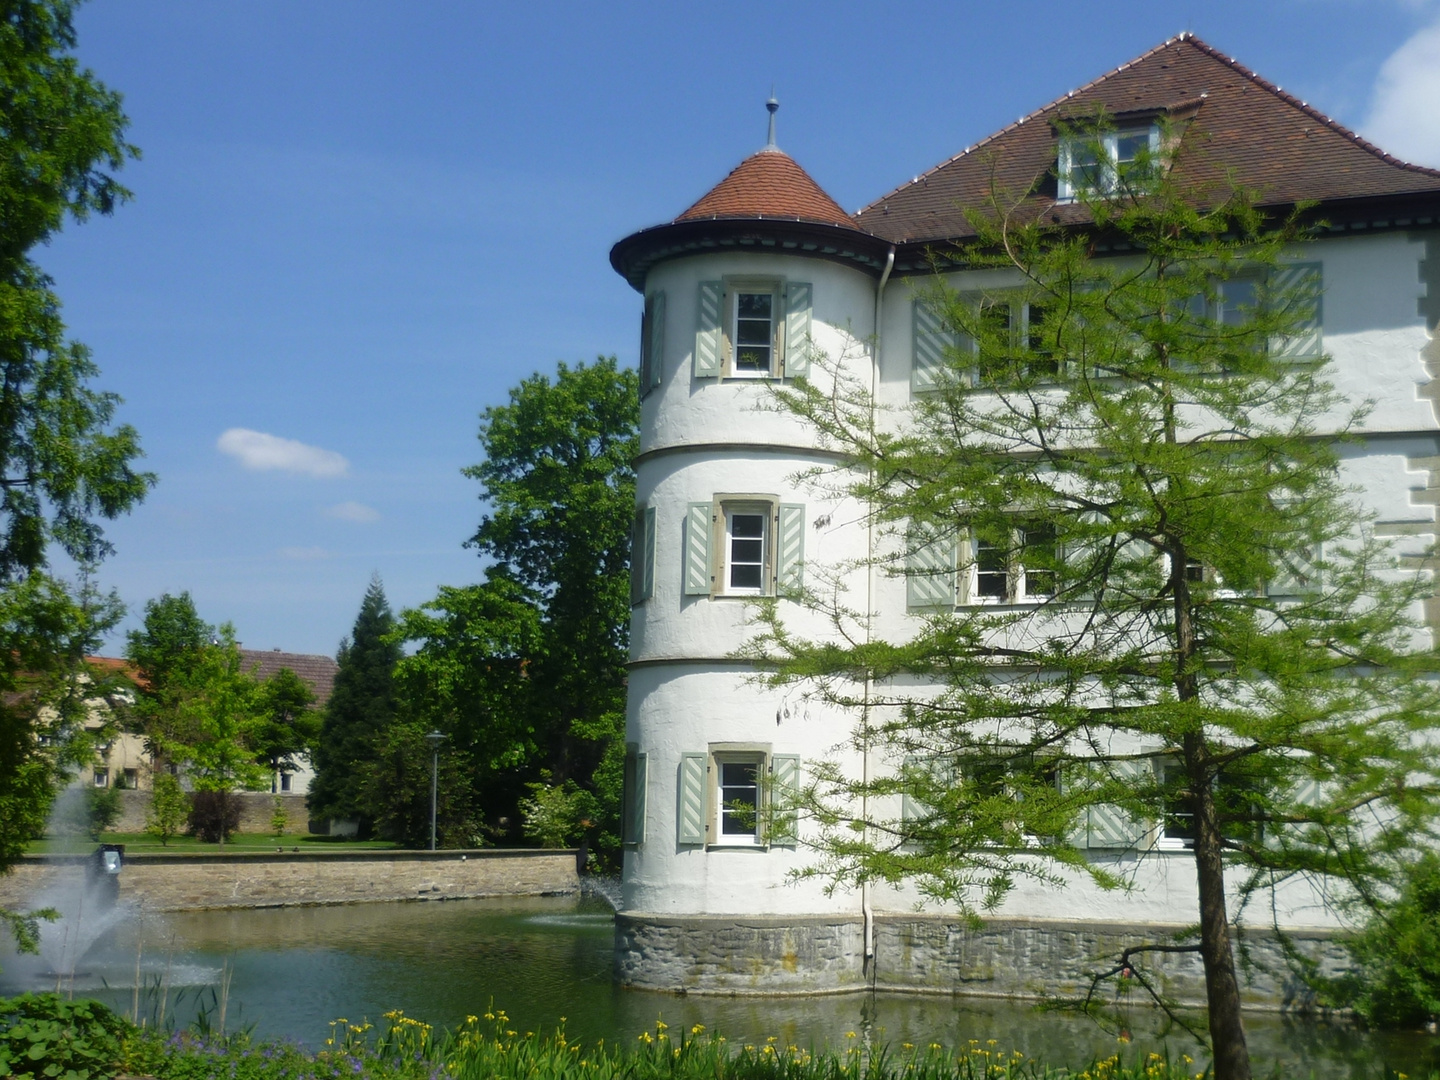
[0, 849, 579, 912]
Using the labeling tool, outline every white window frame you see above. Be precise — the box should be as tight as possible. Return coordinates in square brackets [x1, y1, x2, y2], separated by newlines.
[93, 768, 109, 787]
[725, 279, 783, 379]
[1156, 759, 1196, 851]
[961, 521, 1058, 605]
[1057, 122, 1160, 202]
[706, 744, 771, 848]
[715, 496, 777, 597]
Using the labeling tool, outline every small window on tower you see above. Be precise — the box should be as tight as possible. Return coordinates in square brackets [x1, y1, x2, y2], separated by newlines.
[725, 508, 769, 594]
[733, 291, 775, 376]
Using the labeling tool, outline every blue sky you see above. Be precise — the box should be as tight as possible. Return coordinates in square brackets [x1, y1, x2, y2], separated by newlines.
[45, 0, 1440, 657]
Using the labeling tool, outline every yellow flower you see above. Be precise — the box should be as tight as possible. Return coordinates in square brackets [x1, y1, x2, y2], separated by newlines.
[846, 1031, 858, 1039]
[655, 1020, 668, 1031]
[692, 1024, 705, 1035]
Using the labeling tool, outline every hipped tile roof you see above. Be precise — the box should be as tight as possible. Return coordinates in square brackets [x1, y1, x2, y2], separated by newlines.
[677, 148, 859, 229]
[853, 33, 1440, 244]
[239, 649, 338, 706]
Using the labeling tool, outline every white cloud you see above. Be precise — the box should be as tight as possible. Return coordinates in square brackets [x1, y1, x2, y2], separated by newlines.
[1363, 15, 1440, 167]
[217, 428, 349, 478]
[324, 500, 381, 523]
[278, 545, 329, 561]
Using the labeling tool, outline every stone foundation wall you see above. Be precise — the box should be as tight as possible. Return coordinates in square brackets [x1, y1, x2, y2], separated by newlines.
[108, 790, 311, 834]
[614, 912, 1348, 1009]
[0, 849, 579, 912]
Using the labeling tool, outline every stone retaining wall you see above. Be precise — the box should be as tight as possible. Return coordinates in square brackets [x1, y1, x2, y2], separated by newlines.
[614, 912, 1347, 1009]
[0, 849, 580, 912]
[107, 790, 311, 834]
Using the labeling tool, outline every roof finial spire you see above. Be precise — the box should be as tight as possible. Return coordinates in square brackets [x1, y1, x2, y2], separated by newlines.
[765, 89, 779, 150]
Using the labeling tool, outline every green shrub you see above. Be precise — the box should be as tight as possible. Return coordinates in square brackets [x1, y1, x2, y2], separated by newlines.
[0, 993, 131, 1080]
[187, 789, 240, 843]
[83, 786, 121, 840]
[518, 776, 597, 849]
[146, 773, 188, 846]
[1328, 852, 1440, 1028]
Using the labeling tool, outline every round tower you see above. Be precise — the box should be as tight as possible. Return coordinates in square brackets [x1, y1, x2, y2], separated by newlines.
[609, 105, 893, 992]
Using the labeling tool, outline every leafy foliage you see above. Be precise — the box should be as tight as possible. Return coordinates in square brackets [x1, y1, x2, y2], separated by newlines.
[1327, 853, 1440, 1029]
[308, 578, 401, 829]
[249, 666, 318, 778]
[750, 117, 1440, 1080]
[0, 993, 128, 1080]
[518, 775, 600, 848]
[82, 784, 119, 839]
[186, 789, 240, 845]
[391, 358, 637, 856]
[361, 718, 479, 849]
[144, 771, 187, 846]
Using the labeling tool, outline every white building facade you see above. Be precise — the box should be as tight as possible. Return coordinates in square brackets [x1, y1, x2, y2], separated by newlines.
[609, 35, 1440, 1001]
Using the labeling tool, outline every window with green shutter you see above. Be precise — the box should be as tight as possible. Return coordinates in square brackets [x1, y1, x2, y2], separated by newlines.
[639, 291, 666, 397]
[623, 744, 648, 846]
[630, 504, 656, 606]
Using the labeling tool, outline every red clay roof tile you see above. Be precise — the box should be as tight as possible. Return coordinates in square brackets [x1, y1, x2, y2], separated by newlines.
[854, 34, 1440, 244]
[677, 149, 858, 229]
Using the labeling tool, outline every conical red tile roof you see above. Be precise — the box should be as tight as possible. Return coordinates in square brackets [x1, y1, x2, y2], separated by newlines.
[854, 33, 1440, 243]
[677, 148, 857, 228]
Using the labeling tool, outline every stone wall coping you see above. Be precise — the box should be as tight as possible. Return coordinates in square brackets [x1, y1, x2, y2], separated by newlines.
[20, 848, 575, 868]
[617, 909, 1337, 940]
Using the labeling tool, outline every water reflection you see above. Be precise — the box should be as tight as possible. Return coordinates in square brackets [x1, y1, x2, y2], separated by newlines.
[1, 894, 1435, 1076]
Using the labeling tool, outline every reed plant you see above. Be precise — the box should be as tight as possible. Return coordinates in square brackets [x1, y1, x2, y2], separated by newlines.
[118, 1005, 1244, 1080]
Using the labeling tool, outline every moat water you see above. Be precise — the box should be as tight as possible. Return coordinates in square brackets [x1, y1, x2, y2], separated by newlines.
[1, 894, 1436, 1077]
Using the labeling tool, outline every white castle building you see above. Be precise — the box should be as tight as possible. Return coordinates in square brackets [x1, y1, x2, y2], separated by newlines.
[608, 34, 1440, 1000]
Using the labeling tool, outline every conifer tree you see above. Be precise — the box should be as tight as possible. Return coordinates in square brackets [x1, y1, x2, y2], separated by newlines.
[307, 577, 401, 829]
[751, 119, 1440, 1080]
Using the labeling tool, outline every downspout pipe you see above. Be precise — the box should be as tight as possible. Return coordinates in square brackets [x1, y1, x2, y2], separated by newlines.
[862, 245, 895, 978]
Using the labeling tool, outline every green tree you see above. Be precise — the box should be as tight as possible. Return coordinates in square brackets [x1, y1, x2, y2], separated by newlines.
[1327, 852, 1440, 1029]
[250, 667, 319, 784]
[0, 0, 152, 955]
[362, 718, 477, 849]
[389, 577, 541, 837]
[143, 771, 186, 846]
[750, 121, 1440, 1080]
[308, 578, 401, 830]
[164, 627, 267, 844]
[124, 592, 213, 760]
[456, 357, 637, 852]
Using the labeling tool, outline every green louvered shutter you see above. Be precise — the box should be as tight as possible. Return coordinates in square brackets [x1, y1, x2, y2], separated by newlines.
[768, 754, 801, 845]
[1270, 262, 1323, 360]
[629, 507, 648, 606]
[900, 755, 927, 824]
[907, 525, 958, 609]
[684, 503, 712, 596]
[641, 506, 656, 601]
[622, 746, 647, 845]
[695, 282, 723, 378]
[677, 753, 708, 845]
[912, 297, 945, 393]
[776, 503, 805, 597]
[638, 303, 652, 398]
[1085, 758, 1150, 849]
[784, 282, 813, 378]
[647, 291, 666, 391]
[1267, 540, 1322, 597]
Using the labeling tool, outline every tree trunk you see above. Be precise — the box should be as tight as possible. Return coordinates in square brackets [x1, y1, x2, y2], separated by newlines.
[1186, 734, 1251, 1080]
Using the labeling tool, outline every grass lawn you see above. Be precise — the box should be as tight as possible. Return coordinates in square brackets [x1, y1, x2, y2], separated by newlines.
[26, 832, 399, 855]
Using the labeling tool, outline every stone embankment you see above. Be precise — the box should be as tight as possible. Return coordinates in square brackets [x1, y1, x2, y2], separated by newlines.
[0, 849, 579, 912]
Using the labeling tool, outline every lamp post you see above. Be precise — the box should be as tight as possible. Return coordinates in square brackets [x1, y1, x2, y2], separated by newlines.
[424, 730, 446, 851]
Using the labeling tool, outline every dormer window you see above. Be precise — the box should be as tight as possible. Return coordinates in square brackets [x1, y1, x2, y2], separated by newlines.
[1057, 122, 1160, 201]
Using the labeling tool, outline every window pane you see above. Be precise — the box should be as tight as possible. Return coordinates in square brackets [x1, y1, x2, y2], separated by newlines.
[1022, 524, 1056, 598]
[720, 762, 759, 836]
[738, 293, 772, 320]
[976, 535, 1008, 599]
[1115, 130, 1148, 165]
[1221, 278, 1258, 327]
[734, 344, 771, 372]
[1161, 765, 1196, 847]
[728, 512, 767, 592]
